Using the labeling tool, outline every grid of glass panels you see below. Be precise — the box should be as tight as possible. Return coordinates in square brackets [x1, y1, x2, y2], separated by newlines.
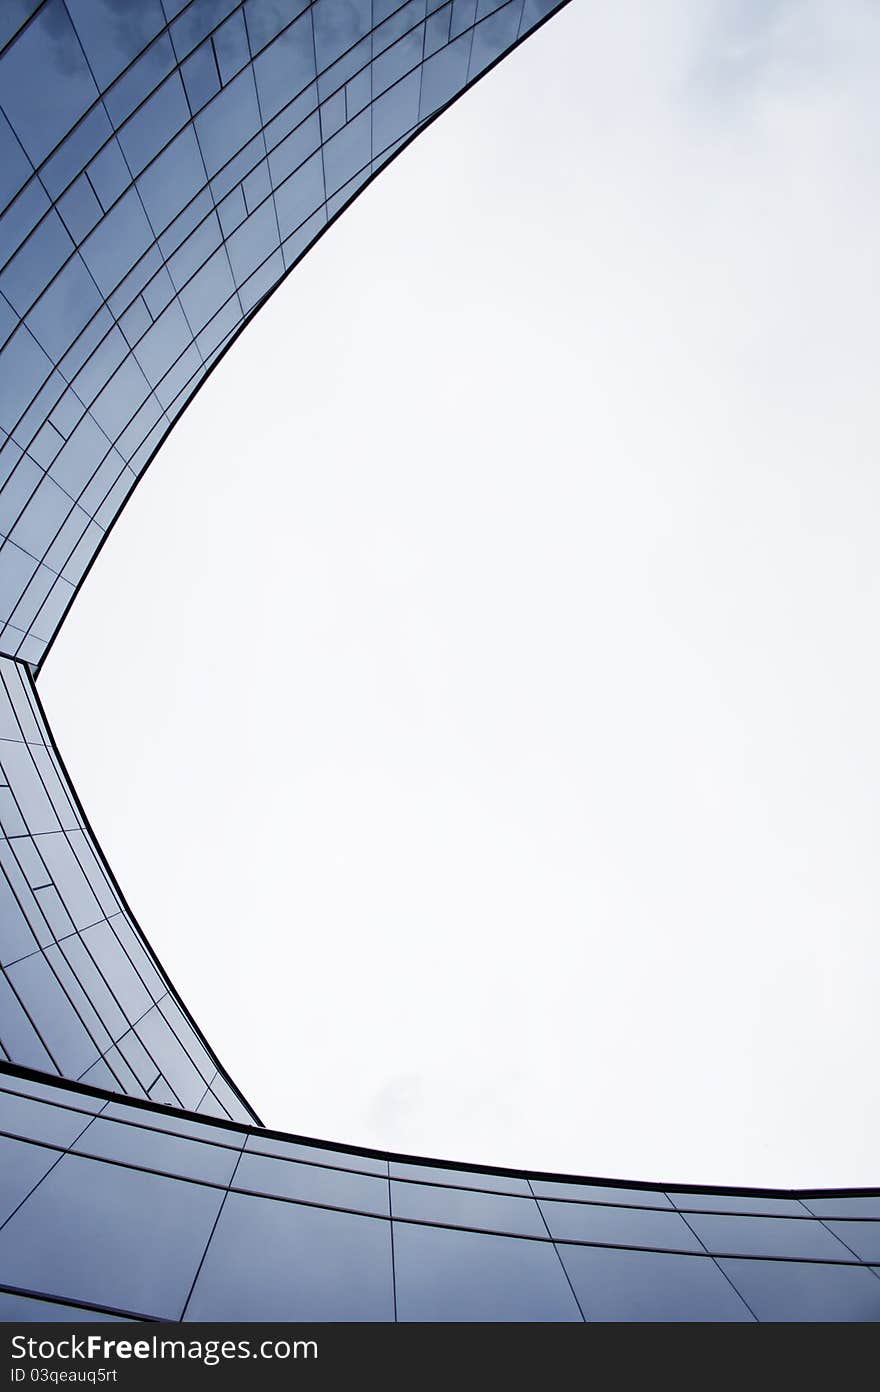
[1, 1067, 879, 1322]
[2, 0, 878, 1326]
[0, 654, 253, 1120]
[0, 0, 567, 667]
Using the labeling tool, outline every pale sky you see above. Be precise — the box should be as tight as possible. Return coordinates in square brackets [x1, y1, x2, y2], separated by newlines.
[40, 0, 880, 1188]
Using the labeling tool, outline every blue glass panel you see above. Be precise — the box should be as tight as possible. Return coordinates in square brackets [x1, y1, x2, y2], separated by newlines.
[2, 212, 73, 319]
[253, 17, 316, 122]
[313, 0, 373, 71]
[822, 1222, 880, 1263]
[0, 973, 54, 1071]
[389, 1161, 531, 1195]
[56, 173, 103, 243]
[80, 189, 154, 297]
[0, 327, 52, 435]
[234, 1150, 389, 1215]
[182, 40, 221, 113]
[136, 1014, 209, 1110]
[559, 1245, 754, 1322]
[468, 0, 522, 78]
[0, 180, 50, 276]
[538, 1200, 704, 1251]
[214, 10, 249, 83]
[137, 127, 207, 231]
[372, 71, 421, 153]
[418, 31, 471, 118]
[672, 1191, 811, 1217]
[273, 151, 325, 236]
[391, 1179, 546, 1236]
[27, 256, 103, 364]
[0, 1, 99, 165]
[0, 871, 35, 965]
[685, 1213, 854, 1260]
[393, 1222, 582, 1321]
[0, 1085, 94, 1147]
[805, 1196, 880, 1219]
[245, 0, 310, 52]
[74, 1114, 240, 1185]
[195, 69, 261, 177]
[171, 0, 239, 59]
[0, 3, 43, 54]
[531, 1179, 672, 1207]
[0, 1072, 104, 1109]
[5, 954, 99, 1077]
[245, 1131, 388, 1176]
[719, 1258, 880, 1322]
[0, 1134, 60, 1226]
[185, 1191, 395, 1320]
[118, 73, 191, 179]
[66, 0, 167, 88]
[0, 113, 32, 215]
[0, 1152, 223, 1318]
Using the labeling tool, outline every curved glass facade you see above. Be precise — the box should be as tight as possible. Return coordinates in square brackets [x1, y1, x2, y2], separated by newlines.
[0, 0, 878, 1322]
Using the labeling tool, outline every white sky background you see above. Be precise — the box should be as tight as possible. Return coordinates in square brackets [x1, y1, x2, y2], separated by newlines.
[39, 0, 880, 1188]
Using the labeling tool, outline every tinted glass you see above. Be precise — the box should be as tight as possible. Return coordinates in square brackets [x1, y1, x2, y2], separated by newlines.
[234, 1150, 389, 1215]
[73, 1115, 240, 1186]
[0, 1134, 60, 1227]
[559, 1245, 753, 1322]
[822, 1222, 880, 1263]
[186, 1191, 394, 1321]
[393, 1223, 582, 1322]
[244, 1131, 388, 1176]
[718, 1258, 880, 1322]
[391, 1180, 546, 1237]
[671, 1192, 810, 1217]
[685, 1213, 853, 1260]
[389, 1161, 530, 1195]
[538, 1200, 704, 1251]
[0, 1153, 223, 1318]
[531, 1179, 671, 1207]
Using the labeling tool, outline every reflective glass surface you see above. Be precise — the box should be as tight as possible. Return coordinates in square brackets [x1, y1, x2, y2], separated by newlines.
[717, 1258, 880, 1323]
[392, 1222, 583, 1322]
[558, 1246, 753, 1322]
[185, 1191, 394, 1321]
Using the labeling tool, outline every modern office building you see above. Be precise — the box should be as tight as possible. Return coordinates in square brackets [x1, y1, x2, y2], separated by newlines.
[0, 0, 878, 1322]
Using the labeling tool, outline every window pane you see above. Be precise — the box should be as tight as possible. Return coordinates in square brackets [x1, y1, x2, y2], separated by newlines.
[671, 1192, 811, 1217]
[0, 1153, 223, 1318]
[391, 1180, 546, 1237]
[538, 1200, 703, 1251]
[531, 1179, 671, 1207]
[822, 1222, 880, 1263]
[245, 1132, 387, 1176]
[0, 1134, 59, 1226]
[389, 1161, 530, 1195]
[718, 1258, 880, 1322]
[559, 1245, 753, 1322]
[186, 1191, 394, 1320]
[73, 1115, 239, 1186]
[804, 1196, 880, 1219]
[393, 1223, 582, 1321]
[233, 1150, 389, 1216]
[0, 1087, 94, 1148]
[685, 1213, 853, 1260]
